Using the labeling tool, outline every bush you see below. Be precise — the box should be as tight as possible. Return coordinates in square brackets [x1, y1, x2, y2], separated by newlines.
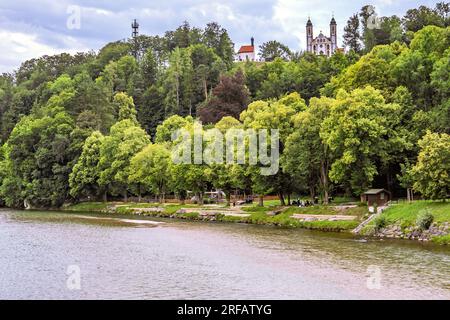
[416, 209, 434, 230]
[374, 215, 387, 231]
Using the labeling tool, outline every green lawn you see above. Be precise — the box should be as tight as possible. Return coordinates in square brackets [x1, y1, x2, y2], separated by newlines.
[284, 205, 367, 216]
[64, 202, 109, 212]
[380, 200, 450, 226]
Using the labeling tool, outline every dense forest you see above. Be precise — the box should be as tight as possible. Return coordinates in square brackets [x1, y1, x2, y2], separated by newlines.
[0, 3, 449, 208]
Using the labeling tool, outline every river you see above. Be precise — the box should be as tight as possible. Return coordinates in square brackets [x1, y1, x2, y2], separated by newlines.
[0, 209, 449, 299]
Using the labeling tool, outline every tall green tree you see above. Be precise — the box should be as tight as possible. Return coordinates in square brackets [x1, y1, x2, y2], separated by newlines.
[129, 143, 171, 202]
[97, 119, 150, 201]
[69, 131, 104, 200]
[321, 86, 407, 195]
[343, 14, 362, 53]
[259, 41, 291, 61]
[410, 131, 450, 200]
[284, 96, 334, 202]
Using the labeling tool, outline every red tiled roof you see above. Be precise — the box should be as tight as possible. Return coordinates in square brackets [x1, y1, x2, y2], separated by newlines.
[238, 45, 254, 54]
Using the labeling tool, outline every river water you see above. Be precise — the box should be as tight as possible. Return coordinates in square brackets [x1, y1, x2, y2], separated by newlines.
[0, 209, 449, 300]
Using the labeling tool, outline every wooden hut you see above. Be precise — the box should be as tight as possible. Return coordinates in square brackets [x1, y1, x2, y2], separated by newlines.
[361, 189, 391, 207]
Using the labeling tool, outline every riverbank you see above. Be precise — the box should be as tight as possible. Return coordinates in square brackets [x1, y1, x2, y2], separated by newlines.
[63, 201, 364, 232]
[360, 201, 450, 244]
[62, 200, 450, 244]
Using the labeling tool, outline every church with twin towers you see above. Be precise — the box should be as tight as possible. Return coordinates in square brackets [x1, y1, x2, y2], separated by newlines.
[306, 16, 338, 57]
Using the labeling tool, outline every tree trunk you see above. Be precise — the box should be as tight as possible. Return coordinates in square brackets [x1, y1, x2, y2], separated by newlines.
[123, 190, 128, 203]
[103, 192, 107, 203]
[225, 192, 231, 207]
[258, 195, 264, 207]
[197, 192, 204, 205]
[287, 193, 291, 206]
[309, 186, 316, 201]
[386, 169, 393, 194]
[278, 192, 286, 206]
[321, 160, 329, 205]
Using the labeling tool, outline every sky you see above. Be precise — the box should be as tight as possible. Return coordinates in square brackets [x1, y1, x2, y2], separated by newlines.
[0, 0, 441, 73]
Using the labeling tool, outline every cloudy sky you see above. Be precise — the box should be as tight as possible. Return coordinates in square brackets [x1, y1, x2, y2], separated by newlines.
[0, 0, 439, 72]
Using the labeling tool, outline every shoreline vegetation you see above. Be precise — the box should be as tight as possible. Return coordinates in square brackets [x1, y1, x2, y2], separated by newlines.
[0, 3, 448, 254]
[61, 199, 450, 245]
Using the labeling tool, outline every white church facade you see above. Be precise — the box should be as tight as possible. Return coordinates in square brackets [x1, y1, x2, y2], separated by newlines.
[306, 17, 338, 57]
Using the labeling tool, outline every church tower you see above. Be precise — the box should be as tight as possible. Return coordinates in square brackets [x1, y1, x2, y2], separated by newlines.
[306, 18, 313, 53]
[330, 16, 337, 53]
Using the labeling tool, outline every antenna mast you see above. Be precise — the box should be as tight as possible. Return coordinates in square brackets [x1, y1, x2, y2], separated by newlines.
[131, 19, 139, 59]
[131, 19, 139, 38]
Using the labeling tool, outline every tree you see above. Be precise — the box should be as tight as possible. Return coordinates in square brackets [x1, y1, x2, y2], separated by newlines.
[343, 14, 361, 53]
[114, 92, 138, 122]
[392, 26, 450, 111]
[403, 5, 445, 33]
[197, 70, 249, 123]
[1, 107, 77, 208]
[202, 22, 235, 68]
[204, 117, 244, 206]
[397, 160, 415, 202]
[410, 131, 450, 200]
[163, 47, 194, 116]
[360, 5, 377, 52]
[141, 48, 159, 87]
[240, 93, 305, 205]
[284, 96, 334, 203]
[321, 86, 407, 195]
[69, 131, 104, 200]
[259, 41, 291, 61]
[97, 119, 151, 201]
[154, 115, 194, 144]
[322, 41, 406, 98]
[129, 143, 171, 202]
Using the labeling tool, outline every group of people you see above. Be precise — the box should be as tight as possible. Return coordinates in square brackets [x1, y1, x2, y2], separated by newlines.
[292, 196, 334, 207]
[292, 199, 315, 207]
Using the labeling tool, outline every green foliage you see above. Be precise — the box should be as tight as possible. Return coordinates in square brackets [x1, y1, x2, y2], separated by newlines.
[154, 114, 193, 144]
[374, 215, 387, 231]
[129, 144, 171, 201]
[431, 234, 450, 245]
[69, 131, 104, 199]
[416, 209, 434, 230]
[0, 14, 449, 211]
[97, 119, 151, 198]
[114, 92, 138, 123]
[259, 40, 291, 61]
[283, 96, 333, 201]
[0, 108, 77, 208]
[410, 131, 450, 200]
[321, 86, 407, 195]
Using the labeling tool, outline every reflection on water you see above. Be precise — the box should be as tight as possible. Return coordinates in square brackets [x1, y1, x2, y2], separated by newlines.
[0, 209, 449, 299]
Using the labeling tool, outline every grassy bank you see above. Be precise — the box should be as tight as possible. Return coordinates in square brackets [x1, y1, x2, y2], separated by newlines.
[64, 201, 362, 232]
[361, 201, 450, 244]
[377, 201, 450, 225]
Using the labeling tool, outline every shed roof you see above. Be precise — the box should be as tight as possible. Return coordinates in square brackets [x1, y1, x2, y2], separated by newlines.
[363, 189, 390, 195]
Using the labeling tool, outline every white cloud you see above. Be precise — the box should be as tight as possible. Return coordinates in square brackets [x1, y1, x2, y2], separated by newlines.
[0, 30, 87, 73]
